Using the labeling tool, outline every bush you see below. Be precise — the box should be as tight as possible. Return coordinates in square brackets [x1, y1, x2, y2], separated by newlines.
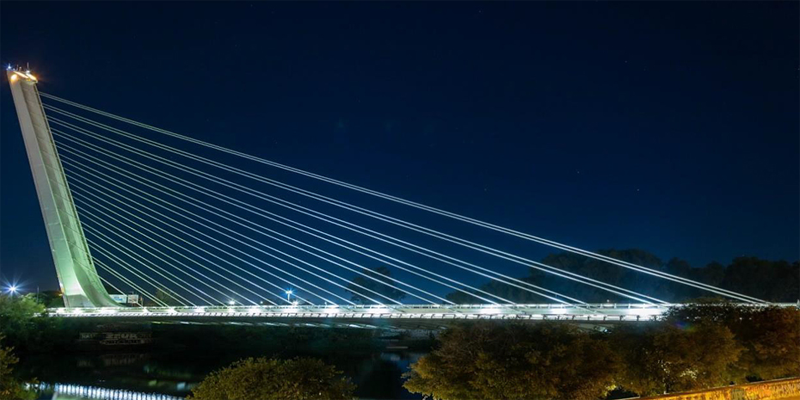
[188, 357, 355, 400]
[0, 294, 74, 353]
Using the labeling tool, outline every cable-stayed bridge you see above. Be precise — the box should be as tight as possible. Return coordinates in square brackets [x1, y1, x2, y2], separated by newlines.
[6, 68, 790, 326]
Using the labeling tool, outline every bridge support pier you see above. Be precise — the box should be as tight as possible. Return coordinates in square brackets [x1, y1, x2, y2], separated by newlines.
[7, 69, 116, 307]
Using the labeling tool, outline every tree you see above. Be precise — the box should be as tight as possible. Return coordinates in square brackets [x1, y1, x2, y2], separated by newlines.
[720, 257, 799, 302]
[188, 357, 355, 400]
[444, 251, 799, 305]
[154, 288, 182, 306]
[445, 249, 673, 304]
[0, 295, 45, 349]
[403, 322, 618, 400]
[0, 334, 35, 400]
[664, 304, 800, 380]
[610, 321, 742, 396]
[35, 290, 64, 308]
[345, 266, 405, 304]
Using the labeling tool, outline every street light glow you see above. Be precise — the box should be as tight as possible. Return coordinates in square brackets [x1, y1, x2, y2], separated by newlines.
[8, 285, 17, 294]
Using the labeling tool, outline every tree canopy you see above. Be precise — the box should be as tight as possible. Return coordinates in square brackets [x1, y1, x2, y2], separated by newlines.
[154, 288, 183, 306]
[405, 306, 800, 400]
[610, 322, 741, 395]
[188, 357, 355, 400]
[446, 250, 799, 304]
[0, 295, 46, 351]
[346, 266, 405, 304]
[403, 322, 618, 400]
[0, 334, 35, 400]
[664, 303, 800, 381]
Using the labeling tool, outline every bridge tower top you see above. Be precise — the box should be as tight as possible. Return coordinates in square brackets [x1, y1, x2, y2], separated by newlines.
[7, 68, 116, 307]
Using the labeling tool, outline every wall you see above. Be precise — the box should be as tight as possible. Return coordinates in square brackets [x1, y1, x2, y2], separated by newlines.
[640, 378, 800, 400]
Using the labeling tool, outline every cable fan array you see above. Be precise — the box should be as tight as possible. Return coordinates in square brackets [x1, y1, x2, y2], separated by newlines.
[38, 92, 765, 308]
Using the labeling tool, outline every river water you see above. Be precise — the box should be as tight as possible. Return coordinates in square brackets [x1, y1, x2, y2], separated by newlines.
[21, 349, 426, 400]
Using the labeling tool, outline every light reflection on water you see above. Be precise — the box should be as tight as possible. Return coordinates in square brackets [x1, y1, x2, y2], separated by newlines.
[35, 382, 183, 400]
[25, 351, 425, 400]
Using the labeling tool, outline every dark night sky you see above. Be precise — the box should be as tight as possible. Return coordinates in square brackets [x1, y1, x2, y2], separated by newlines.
[1, 2, 797, 299]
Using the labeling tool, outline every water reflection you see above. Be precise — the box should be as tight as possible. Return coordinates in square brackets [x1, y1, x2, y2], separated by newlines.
[24, 351, 424, 400]
[36, 383, 182, 400]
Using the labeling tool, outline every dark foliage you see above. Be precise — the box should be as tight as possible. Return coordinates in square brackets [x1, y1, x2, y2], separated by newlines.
[664, 303, 800, 381]
[346, 266, 405, 304]
[405, 306, 800, 400]
[404, 322, 618, 400]
[446, 250, 799, 304]
[188, 357, 355, 400]
[610, 322, 741, 395]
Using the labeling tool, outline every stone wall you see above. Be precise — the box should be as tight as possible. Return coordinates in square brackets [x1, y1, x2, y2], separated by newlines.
[640, 378, 800, 400]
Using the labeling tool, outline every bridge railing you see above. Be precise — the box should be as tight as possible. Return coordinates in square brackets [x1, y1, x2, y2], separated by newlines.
[45, 303, 672, 322]
[46, 303, 798, 322]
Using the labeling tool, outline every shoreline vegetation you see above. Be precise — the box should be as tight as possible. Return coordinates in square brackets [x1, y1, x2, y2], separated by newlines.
[1, 251, 798, 399]
[402, 304, 800, 400]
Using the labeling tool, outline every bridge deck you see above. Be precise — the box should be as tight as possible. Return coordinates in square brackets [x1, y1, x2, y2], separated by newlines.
[48, 303, 798, 324]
